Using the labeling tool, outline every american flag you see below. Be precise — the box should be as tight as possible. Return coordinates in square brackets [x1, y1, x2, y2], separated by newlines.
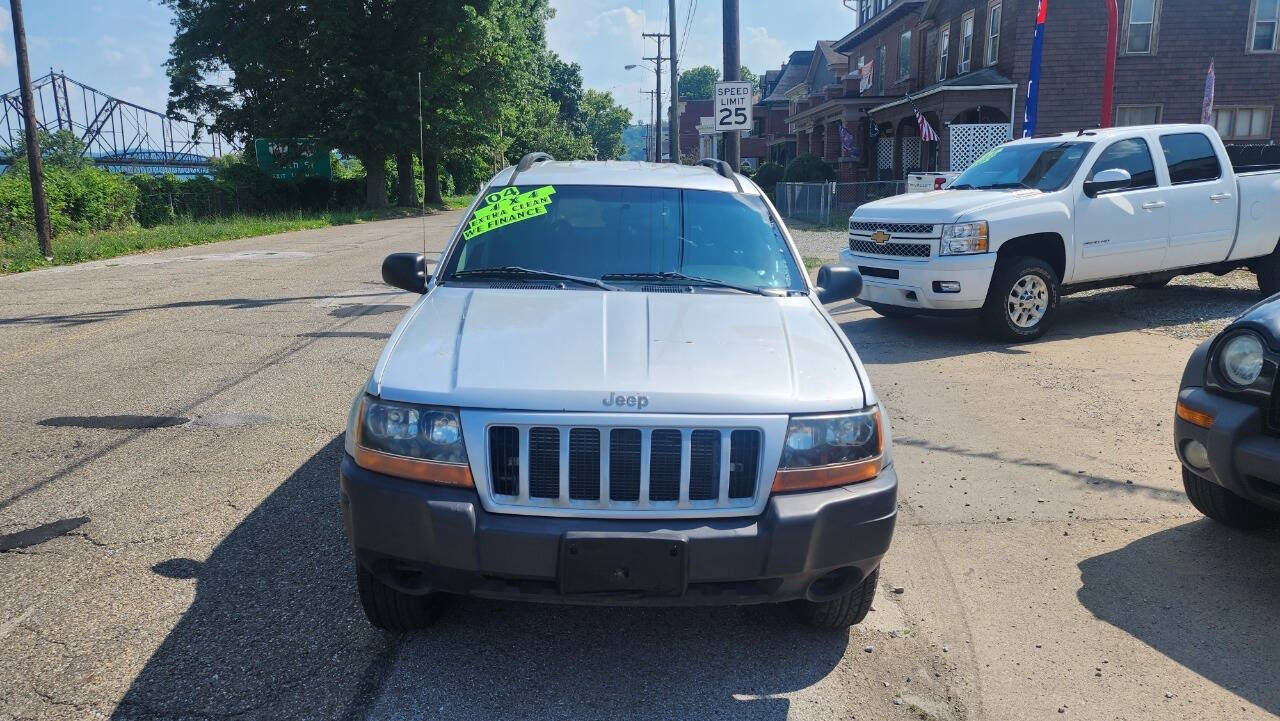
[1201, 59, 1216, 125]
[916, 110, 939, 142]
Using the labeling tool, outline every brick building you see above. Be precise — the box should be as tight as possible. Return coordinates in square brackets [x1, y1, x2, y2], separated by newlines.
[782, 0, 1280, 181]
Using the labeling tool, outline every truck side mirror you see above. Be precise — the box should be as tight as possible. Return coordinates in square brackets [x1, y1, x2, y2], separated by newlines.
[382, 253, 428, 293]
[815, 265, 863, 305]
[1083, 168, 1132, 197]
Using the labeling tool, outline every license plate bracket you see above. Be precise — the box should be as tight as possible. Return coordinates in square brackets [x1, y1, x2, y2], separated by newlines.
[558, 533, 687, 596]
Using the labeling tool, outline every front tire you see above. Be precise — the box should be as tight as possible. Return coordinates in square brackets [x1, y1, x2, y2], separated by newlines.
[981, 256, 1060, 342]
[794, 567, 879, 629]
[865, 302, 917, 319]
[1182, 468, 1279, 529]
[356, 562, 442, 631]
[1254, 247, 1280, 297]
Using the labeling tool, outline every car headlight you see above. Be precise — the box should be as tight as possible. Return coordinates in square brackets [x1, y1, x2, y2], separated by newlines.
[773, 407, 884, 493]
[350, 395, 472, 486]
[940, 221, 989, 255]
[1217, 332, 1266, 387]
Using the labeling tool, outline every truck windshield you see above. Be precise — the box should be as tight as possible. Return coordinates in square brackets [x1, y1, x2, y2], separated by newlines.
[950, 141, 1093, 192]
[443, 185, 804, 292]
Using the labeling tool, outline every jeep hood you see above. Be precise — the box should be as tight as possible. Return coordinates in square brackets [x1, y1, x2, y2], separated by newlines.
[853, 188, 1042, 223]
[370, 286, 868, 414]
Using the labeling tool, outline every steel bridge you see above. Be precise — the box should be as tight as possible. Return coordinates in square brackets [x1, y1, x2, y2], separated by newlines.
[1, 71, 237, 177]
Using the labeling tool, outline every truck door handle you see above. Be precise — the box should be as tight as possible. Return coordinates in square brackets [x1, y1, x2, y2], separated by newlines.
[1141, 201, 1167, 210]
[1209, 193, 1232, 201]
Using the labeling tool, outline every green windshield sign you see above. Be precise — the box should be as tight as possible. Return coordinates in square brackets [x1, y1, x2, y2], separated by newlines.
[254, 138, 332, 180]
[462, 185, 557, 240]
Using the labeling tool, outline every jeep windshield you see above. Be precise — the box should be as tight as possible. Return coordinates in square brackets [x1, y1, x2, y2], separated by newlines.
[949, 141, 1092, 192]
[441, 185, 804, 293]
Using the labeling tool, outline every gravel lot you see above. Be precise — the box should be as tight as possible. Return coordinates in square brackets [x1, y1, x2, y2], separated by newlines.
[2, 215, 1277, 720]
[788, 227, 1264, 343]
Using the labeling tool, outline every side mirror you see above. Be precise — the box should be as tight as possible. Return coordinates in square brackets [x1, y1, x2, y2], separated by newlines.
[1083, 168, 1132, 198]
[382, 252, 428, 293]
[814, 265, 863, 305]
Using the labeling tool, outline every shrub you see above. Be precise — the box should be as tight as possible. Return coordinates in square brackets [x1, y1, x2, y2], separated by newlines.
[754, 162, 785, 193]
[0, 166, 136, 238]
[783, 154, 836, 183]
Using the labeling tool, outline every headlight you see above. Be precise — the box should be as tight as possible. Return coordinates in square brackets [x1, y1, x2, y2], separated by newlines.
[1217, 332, 1265, 387]
[351, 395, 472, 486]
[773, 407, 884, 493]
[940, 221, 989, 255]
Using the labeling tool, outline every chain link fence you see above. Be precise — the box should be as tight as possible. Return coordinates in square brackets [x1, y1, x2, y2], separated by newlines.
[774, 181, 905, 227]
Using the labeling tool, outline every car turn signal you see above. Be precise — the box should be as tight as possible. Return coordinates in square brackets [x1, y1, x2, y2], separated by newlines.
[1176, 400, 1214, 430]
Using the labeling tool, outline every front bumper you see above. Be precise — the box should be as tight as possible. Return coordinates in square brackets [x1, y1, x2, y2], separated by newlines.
[1175, 387, 1280, 512]
[839, 247, 995, 311]
[340, 454, 898, 606]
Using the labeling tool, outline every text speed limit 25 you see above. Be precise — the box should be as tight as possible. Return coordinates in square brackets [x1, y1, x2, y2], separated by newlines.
[714, 81, 753, 132]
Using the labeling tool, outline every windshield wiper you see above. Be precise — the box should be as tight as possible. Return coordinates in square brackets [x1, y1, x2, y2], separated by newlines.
[984, 182, 1035, 190]
[949, 183, 974, 190]
[600, 271, 766, 295]
[452, 266, 617, 291]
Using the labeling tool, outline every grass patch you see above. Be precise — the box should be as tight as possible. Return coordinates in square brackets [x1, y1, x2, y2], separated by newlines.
[1, 207, 423, 274]
[803, 256, 827, 271]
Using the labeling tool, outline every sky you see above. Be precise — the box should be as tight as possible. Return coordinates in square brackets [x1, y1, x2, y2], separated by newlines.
[0, 0, 853, 125]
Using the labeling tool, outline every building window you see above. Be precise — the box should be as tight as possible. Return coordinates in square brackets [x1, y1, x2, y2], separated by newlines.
[937, 23, 950, 80]
[1124, 0, 1159, 54]
[1116, 105, 1162, 126]
[1252, 0, 1280, 51]
[898, 31, 912, 80]
[860, 0, 872, 25]
[986, 2, 1002, 66]
[959, 11, 975, 74]
[1212, 106, 1273, 140]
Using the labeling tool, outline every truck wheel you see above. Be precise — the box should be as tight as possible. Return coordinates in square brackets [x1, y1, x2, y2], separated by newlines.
[1182, 468, 1279, 529]
[981, 257, 1060, 342]
[356, 562, 441, 631]
[1255, 249, 1280, 297]
[865, 302, 917, 319]
[794, 567, 879, 629]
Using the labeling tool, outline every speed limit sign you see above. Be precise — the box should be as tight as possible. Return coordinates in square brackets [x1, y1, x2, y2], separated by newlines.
[713, 81, 753, 132]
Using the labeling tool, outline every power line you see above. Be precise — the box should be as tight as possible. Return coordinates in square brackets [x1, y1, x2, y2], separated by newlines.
[679, 0, 697, 58]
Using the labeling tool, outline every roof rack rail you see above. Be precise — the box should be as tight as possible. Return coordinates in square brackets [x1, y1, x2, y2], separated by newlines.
[507, 152, 554, 186]
[696, 158, 743, 192]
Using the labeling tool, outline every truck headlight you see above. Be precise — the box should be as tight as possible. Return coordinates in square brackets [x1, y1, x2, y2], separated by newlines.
[940, 221, 989, 255]
[350, 395, 472, 486]
[1217, 332, 1265, 387]
[773, 407, 884, 492]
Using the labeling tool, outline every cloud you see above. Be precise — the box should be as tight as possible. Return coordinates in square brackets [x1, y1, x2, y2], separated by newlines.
[0, 9, 13, 69]
[742, 26, 787, 74]
[98, 35, 155, 81]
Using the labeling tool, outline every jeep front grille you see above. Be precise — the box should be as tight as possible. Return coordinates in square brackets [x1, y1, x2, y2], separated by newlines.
[485, 424, 764, 514]
[849, 239, 932, 258]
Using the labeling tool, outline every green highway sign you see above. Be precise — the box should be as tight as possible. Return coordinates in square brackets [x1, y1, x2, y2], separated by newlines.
[254, 138, 332, 180]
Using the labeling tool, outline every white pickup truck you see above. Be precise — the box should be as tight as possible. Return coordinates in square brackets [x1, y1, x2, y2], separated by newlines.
[841, 124, 1280, 340]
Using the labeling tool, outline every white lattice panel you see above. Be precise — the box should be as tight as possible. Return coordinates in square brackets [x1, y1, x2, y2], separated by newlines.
[949, 123, 1012, 171]
[877, 137, 894, 170]
[901, 136, 922, 172]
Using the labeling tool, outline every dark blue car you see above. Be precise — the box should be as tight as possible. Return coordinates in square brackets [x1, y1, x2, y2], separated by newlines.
[1175, 294, 1280, 528]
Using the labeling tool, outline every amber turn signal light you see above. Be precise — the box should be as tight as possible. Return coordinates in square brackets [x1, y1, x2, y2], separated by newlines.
[1176, 400, 1214, 430]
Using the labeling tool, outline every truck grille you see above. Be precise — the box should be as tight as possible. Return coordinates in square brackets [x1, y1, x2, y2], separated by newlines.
[849, 239, 932, 258]
[850, 221, 935, 235]
[486, 425, 763, 512]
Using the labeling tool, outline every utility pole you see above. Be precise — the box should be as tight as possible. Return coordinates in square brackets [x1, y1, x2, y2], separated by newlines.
[642, 90, 658, 162]
[642, 32, 669, 161]
[668, 0, 679, 164]
[722, 0, 741, 170]
[10, 0, 52, 259]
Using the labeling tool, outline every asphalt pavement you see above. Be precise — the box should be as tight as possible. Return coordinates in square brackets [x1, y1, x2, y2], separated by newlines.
[1, 213, 1277, 720]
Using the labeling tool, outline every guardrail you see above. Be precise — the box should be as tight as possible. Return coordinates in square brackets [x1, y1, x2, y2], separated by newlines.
[774, 181, 905, 227]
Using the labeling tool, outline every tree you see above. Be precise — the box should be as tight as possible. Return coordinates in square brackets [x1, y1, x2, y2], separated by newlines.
[3, 129, 90, 174]
[679, 65, 760, 99]
[546, 53, 585, 134]
[678, 65, 719, 100]
[580, 90, 632, 160]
